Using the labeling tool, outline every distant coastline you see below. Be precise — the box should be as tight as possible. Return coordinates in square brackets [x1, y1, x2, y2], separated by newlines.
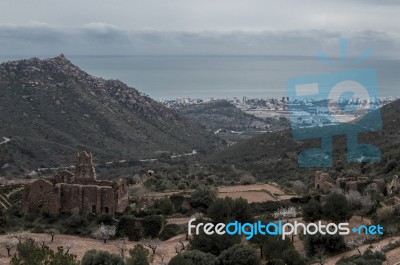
[1, 55, 399, 100]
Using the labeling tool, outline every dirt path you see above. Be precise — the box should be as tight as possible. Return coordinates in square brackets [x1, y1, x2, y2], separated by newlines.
[0, 137, 10, 145]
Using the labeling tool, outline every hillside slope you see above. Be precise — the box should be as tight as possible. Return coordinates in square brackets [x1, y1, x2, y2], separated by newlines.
[206, 99, 400, 183]
[0, 55, 219, 175]
[175, 100, 287, 131]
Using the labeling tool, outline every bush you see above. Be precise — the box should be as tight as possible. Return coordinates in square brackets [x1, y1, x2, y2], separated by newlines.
[96, 214, 114, 225]
[207, 197, 253, 223]
[303, 234, 347, 257]
[218, 244, 259, 265]
[239, 175, 256, 185]
[117, 215, 163, 241]
[189, 186, 217, 210]
[385, 159, 397, 173]
[182, 250, 218, 265]
[159, 224, 182, 241]
[126, 244, 150, 265]
[189, 230, 241, 256]
[336, 249, 386, 265]
[302, 199, 322, 222]
[154, 198, 175, 215]
[323, 192, 352, 222]
[376, 206, 395, 223]
[11, 238, 79, 265]
[82, 250, 125, 265]
[169, 254, 193, 265]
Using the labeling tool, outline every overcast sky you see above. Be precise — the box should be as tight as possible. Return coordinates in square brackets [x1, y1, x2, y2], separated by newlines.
[0, 0, 399, 57]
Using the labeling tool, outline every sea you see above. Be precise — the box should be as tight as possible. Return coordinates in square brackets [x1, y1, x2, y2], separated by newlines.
[1, 55, 399, 100]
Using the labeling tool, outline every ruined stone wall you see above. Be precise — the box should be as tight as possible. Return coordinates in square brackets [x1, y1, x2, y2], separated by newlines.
[115, 179, 129, 213]
[74, 151, 96, 180]
[22, 151, 129, 216]
[60, 184, 82, 214]
[54, 170, 73, 184]
[315, 171, 335, 191]
[22, 179, 60, 215]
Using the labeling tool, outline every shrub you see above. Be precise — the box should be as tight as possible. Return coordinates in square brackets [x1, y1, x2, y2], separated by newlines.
[189, 231, 241, 256]
[322, 192, 352, 222]
[182, 250, 218, 265]
[154, 198, 175, 215]
[11, 238, 79, 265]
[302, 199, 322, 222]
[303, 234, 347, 257]
[189, 186, 217, 210]
[81, 249, 125, 265]
[336, 249, 386, 265]
[126, 244, 150, 265]
[218, 244, 259, 265]
[376, 206, 395, 223]
[239, 175, 256, 185]
[169, 254, 193, 265]
[159, 224, 182, 241]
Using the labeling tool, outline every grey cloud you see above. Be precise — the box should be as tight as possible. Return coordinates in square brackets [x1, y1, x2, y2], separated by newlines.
[0, 23, 399, 57]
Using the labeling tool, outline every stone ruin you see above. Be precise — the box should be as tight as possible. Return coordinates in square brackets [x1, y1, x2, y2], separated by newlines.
[314, 171, 386, 194]
[22, 151, 128, 216]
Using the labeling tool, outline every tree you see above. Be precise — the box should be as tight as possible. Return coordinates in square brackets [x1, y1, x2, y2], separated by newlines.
[45, 228, 59, 243]
[140, 238, 161, 255]
[218, 244, 260, 265]
[168, 254, 193, 265]
[323, 192, 352, 222]
[302, 198, 322, 222]
[189, 230, 241, 256]
[232, 197, 253, 223]
[92, 223, 117, 243]
[1, 238, 17, 257]
[189, 186, 217, 210]
[182, 250, 218, 265]
[82, 249, 125, 265]
[207, 197, 253, 223]
[273, 206, 298, 220]
[336, 249, 386, 265]
[126, 244, 150, 265]
[11, 238, 79, 265]
[154, 198, 175, 215]
[263, 236, 296, 262]
[303, 234, 347, 257]
[207, 197, 234, 223]
[385, 159, 397, 173]
[291, 180, 308, 194]
[281, 248, 306, 265]
[345, 190, 374, 216]
[116, 237, 129, 259]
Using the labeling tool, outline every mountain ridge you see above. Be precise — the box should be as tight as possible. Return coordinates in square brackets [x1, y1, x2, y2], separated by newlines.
[0, 55, 219, 176]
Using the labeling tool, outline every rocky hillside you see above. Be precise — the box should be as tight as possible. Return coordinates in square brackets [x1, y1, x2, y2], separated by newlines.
[175, 100, 288, 131]
[206, 99, 400, 184]
[0, 55, 219, 176]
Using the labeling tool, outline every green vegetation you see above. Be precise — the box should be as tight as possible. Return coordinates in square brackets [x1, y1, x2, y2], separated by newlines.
[218, 244, 259, 265]
[336, 249, 386, 265]
[207, 197, 253, 223]
[303, 234, 347, 257]
[10, 238, 79, 265]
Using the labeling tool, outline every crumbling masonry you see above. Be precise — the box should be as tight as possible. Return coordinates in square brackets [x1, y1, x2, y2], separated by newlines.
[22, 151, 128, 216]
